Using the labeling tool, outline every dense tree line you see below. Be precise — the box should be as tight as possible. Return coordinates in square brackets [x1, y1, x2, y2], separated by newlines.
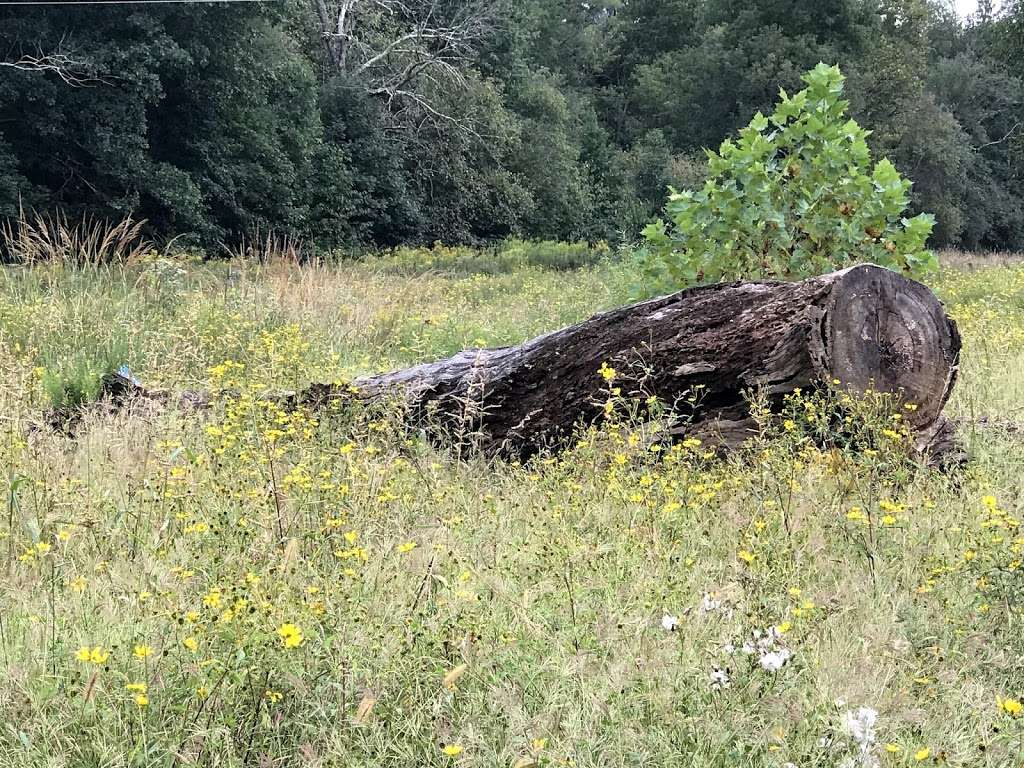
[0, 0, 1022, 251]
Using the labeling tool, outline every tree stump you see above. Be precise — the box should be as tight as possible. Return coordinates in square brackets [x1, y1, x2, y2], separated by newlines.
[317, 264, 960, 462]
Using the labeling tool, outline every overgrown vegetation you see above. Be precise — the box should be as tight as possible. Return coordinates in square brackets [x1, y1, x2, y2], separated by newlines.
[640, 64, 935, 291]
[373, 240, 614, 277]
[37, 338, 130, 411]
[0, 251, 1023, 766]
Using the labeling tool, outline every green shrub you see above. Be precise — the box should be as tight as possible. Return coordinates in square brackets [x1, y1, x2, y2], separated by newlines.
[638, 63, 937, 294]
[39, 336, 129, 411]
[372, 240, 611, 276]
[506, 239, 612, 271]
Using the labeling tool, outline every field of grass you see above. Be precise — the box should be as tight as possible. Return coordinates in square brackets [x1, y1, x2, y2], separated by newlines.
[1, 249, 1023, 767]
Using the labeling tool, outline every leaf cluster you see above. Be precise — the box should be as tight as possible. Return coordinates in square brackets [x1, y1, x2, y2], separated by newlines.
[640, 63, 936, 291]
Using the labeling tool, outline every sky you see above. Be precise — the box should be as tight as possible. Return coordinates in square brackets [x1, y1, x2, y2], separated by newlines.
[955, 0, 979, 17]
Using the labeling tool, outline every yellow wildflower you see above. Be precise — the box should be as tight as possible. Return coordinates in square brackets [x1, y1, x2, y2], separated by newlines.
[277, 623, 304, 648]
[998, 696, 1022, 717]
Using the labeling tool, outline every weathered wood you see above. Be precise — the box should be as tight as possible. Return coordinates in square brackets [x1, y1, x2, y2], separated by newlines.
[308, 263, 960, 461]
[82, 264, 961, 464]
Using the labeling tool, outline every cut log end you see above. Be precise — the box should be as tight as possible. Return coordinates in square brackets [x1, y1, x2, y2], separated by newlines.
[814, 265, 960, 430]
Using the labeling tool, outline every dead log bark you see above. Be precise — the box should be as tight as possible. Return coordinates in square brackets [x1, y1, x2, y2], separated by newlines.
[305, 263, 960, 462]
[70, 264, 960, 464]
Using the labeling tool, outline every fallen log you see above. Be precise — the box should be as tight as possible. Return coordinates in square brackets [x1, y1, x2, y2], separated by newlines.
[305, 263, 961, 462]
[72, 264, 961, 464]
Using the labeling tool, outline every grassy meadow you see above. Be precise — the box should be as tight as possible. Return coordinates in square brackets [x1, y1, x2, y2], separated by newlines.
[1, 245, 1024, 767]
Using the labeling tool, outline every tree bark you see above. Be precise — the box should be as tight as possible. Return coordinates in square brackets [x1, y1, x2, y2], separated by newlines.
[303, 264, 960, 462]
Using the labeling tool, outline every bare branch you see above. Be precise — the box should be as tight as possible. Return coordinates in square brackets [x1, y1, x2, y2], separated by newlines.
[309, 0, 501, 136]
[975, 122, 1022, 151]
[0, 51, 103, 87]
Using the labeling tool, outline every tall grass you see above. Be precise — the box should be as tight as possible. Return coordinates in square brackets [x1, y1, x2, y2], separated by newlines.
[0, 250, 1022, 767]
[0, 208, 151, 266]
[223, 227, 306, 265]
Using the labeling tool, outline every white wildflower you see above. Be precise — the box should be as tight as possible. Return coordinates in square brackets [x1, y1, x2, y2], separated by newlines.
[709, 667, 731, 690]
[842, 706, 880, 768]
[700, 592, 722, 613]
[757, 625, 782, 648]
[844, 706, 878, 749]
[758, 647, 792, 672]
[840, 753, 879, 768]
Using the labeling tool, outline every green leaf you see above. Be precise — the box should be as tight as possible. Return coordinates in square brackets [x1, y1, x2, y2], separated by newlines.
[750, 112, 769, 132]
[640, 63, 934, 293]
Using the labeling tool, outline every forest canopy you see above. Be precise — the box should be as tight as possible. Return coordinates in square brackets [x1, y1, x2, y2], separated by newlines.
[1, 0, 1022, 252]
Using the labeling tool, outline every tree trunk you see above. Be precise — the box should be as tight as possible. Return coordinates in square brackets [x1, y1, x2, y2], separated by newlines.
[304, 264, 960, 462]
